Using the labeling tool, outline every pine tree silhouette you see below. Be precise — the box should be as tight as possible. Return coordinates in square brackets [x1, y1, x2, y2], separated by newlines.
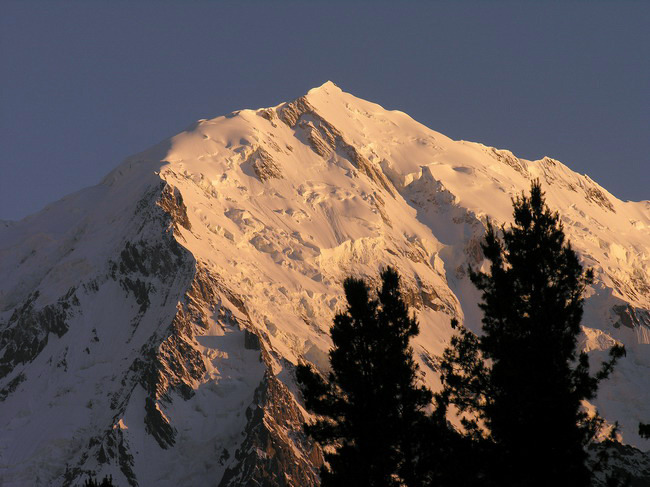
[83, 475, 115, 487]
[297, 267, 432, 487]
[437, 180, 625, 487]
[639, 423, 650, 440]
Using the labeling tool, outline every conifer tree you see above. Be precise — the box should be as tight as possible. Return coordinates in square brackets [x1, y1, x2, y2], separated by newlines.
[84, 475, 115, 487]
[297, 268, 432, 487]
[437, 180, 625, 487]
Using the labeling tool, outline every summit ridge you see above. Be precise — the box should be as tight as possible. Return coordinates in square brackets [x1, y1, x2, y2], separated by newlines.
[0, 83, 648, 486]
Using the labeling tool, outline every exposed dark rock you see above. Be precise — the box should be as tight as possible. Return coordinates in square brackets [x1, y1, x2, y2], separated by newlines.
[219, 372, 322, 487]
[0, 372, 26, 401]
[144, 396, 176, 449]
[375, 200, 392, 228]
[258, 108, 278, 127]
[465, 236, 484, 265]
[219, 448, 231, 465]
[245, 147, 283, 181]
[612, 304, 650, 329]
[486, 147, 528, 176]
[585, 186, 616, 213]
[125, 314, 205, 450]
[117, 259, 300, 481]
[110, 219, 189, 329]
[589, 441, 650, 487]
[65, 429, 138, 487]
[244, 329, 261, 350]
[259, 108, 274, 120]
[279, 96, 314, 127]
[0, 287, 77, 380]
[301, 121, 333, 158]
[280, 95, 396, 197]
[119, 277, 151, 315]
[401, 241, 430, 266]
[399, 285, 423, 310]
[117, 238, 185, 280]
[157, 185, 192, 231]
[118, 265, 254, 454]
[420, 287, 446, 312]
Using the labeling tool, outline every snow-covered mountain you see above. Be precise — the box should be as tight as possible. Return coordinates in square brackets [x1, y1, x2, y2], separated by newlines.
[1, 82, 648, 486]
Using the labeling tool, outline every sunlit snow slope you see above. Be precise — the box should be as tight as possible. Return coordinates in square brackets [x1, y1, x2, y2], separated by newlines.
[1, 82, 648, 486]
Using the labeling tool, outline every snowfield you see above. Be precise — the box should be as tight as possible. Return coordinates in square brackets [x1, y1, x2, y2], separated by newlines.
[0, 81, 648, 486]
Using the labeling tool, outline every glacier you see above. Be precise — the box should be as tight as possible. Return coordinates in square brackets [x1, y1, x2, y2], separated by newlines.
[0, 81, 648, 486]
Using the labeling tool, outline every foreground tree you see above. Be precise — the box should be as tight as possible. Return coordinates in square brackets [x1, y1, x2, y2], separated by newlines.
[297, 268, 432, 487]
[639, 423, 650, 440]
[84, 475, 115, 487]
[437, 181, 624, 487]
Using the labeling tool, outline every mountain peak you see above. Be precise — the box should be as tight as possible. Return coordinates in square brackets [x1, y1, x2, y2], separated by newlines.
[1, 83, 649, 486]
[307, 80, 341, 94]
[303, 80, 345, 107]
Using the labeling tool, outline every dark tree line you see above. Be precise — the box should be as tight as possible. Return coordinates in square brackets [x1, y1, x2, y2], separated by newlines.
[298, 181, 629, 486]
[84, 475, 115, 487]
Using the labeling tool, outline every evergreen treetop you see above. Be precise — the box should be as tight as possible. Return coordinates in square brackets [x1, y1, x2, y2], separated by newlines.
[83, 475, 115, 487]
[437, 180, 625, 487]
[297, 267, 432, 487]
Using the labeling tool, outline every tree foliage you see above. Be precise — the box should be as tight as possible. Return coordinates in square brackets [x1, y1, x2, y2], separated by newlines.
[639, 423, 650, 440]
[437, 180, 624, 487]
[83, 475, 115, 487]
[297, 267, 432, 487]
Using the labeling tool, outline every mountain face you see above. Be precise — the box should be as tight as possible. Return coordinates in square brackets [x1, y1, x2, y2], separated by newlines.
[1, 81, 649, 486]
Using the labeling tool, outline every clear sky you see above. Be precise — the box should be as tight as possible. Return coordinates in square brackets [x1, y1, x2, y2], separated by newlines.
[1, 1, 648, 221]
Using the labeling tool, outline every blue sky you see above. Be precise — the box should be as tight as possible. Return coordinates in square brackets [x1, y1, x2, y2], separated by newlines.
[1, 1, 648, 220]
